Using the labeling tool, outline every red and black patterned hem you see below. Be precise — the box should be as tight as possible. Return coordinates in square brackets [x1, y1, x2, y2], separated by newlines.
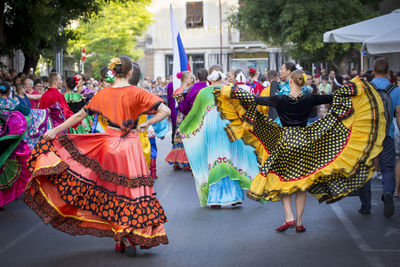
[24, 179, 169, 247]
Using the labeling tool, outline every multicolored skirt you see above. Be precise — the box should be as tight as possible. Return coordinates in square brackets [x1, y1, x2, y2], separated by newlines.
[24, 109, 50, 150]
[0, 110, 31, 206]
[24, 128, 168, 247]
[165, 112, 189, 166]
[179, 86, 258, 207]
[214, 77, 386, 203]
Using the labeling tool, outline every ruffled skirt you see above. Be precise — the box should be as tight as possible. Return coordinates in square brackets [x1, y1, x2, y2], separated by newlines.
[214, 77, 386, 203]
[24, 128, 168, 247]
[0, 111, 31, 206]
[165, 112, 189, 165]
[179, 86, 258, 207]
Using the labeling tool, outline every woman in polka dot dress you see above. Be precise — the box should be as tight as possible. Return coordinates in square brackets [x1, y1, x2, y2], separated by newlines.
[214, 70, 385, 232]
[24, 56, 171, 256]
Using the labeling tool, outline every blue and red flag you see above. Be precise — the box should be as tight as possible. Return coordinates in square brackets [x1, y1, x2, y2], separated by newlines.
[170, 5, 190, 91]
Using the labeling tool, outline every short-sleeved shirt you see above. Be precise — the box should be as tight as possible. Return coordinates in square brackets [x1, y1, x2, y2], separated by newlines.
[84, 85, 163, 130]
[371, 78, 400, 139]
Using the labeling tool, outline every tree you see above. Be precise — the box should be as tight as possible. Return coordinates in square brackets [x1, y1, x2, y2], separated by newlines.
[228, 0, 380, 74]
[67, 0, 152, 79]
[0, 0, 104, 72]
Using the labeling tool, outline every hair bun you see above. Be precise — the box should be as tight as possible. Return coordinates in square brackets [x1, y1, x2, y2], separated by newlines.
[113, 64, 123, 74]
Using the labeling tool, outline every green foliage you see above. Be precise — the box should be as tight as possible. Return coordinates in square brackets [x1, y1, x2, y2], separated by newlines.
[67, 0, 152, 79]
[0, 0, 104, 71]
[229, 0, 380, 71]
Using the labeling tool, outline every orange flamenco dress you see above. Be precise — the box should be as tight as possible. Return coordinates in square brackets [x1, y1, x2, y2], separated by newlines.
[24, 86, 168, 248]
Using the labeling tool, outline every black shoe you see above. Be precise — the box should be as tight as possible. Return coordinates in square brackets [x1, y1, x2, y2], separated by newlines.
[383, 192, 395, 218]
[358, 208, 371, 215]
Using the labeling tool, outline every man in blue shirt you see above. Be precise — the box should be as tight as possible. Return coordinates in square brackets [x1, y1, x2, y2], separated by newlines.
[359, 58, 399, 217]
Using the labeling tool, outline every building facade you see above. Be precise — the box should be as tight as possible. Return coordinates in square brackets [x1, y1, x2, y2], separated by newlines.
[139, 0, 283, 79]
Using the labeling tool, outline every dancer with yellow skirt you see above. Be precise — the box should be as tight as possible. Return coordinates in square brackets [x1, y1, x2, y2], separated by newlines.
[214, 70, 385, 232]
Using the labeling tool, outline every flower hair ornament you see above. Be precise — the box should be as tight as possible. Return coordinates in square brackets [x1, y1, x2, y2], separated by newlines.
[249, 68, 257, 74]
[73, 75, 81, 85]
[176, 72, 182, 79]
[235, 71, 246, 83]
[105, 69, 115, 83]
[0, 85, 6, 92]
[296, 64, 303, 70]
[302, 73, 308, 83]
[207, 70, 226, 81]
[105, 57, 122, 83]
[108, 58, 121, 70]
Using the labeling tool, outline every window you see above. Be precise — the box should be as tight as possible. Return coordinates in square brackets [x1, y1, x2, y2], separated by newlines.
[165, 55, 173, 79]
[165, 54, 205, 78]
[186, 2, 203, 28]
[188, 54, 205, 75]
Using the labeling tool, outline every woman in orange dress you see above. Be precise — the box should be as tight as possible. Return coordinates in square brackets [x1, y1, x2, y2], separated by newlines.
[24, 56, 171, 256]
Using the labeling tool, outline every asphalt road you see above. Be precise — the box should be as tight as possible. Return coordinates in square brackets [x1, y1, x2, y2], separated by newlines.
[1, 135, 399, 267]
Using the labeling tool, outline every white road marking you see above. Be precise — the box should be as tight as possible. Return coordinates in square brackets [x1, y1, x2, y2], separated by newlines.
[0, 222, 42, 254]
[331, 203, 400, 267]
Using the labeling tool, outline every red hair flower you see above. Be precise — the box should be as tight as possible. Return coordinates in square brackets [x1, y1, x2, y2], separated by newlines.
[176, 72, 182, 79]
[73, 75, 81, 85]
[249, 68, 256, 74]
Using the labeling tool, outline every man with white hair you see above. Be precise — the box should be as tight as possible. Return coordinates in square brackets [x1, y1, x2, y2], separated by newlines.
[24, 78, 41, 108]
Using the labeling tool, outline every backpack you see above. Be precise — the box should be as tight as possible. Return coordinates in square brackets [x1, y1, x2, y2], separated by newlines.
[370, 82, 396, 135]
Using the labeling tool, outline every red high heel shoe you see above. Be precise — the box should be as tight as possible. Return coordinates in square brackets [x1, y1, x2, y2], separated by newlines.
[296, 225, 306, 232]
[275, 220, 296, 231]
[115, 242, 125, 253]
[122, 236, 137, 257]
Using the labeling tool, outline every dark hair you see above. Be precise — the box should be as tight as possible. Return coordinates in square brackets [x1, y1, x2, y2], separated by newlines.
[196, 68, 208, 82]
[283, 62, 296, 72]
[66, 77, 76, 90]
[17, 72, 25, 79]
[12, 76, 21, 85]
[100, 66, 108, 81]
[110, 56, 133, 78]
[362, 70, 374, 82]
[34, 79, 42, 86]
[0, 81, 11, 95]
[321, 75, 329, 81]
[41, 76, 48, 83]
[373, 57, 389, 75]
[129, 62, 141, 86]
[334, 75, 343, 85]
[267, 70, 279, 81]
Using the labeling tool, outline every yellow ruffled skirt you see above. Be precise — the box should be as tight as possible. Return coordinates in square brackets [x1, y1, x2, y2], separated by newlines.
[214, 77, 386, 203]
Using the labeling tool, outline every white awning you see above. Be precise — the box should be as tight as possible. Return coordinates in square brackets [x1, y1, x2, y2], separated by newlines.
[323, 9, 400, 43]
[361, 26, 400, 55]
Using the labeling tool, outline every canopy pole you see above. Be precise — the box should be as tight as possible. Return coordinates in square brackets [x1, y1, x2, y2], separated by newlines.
[360, 51, 364, 73]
